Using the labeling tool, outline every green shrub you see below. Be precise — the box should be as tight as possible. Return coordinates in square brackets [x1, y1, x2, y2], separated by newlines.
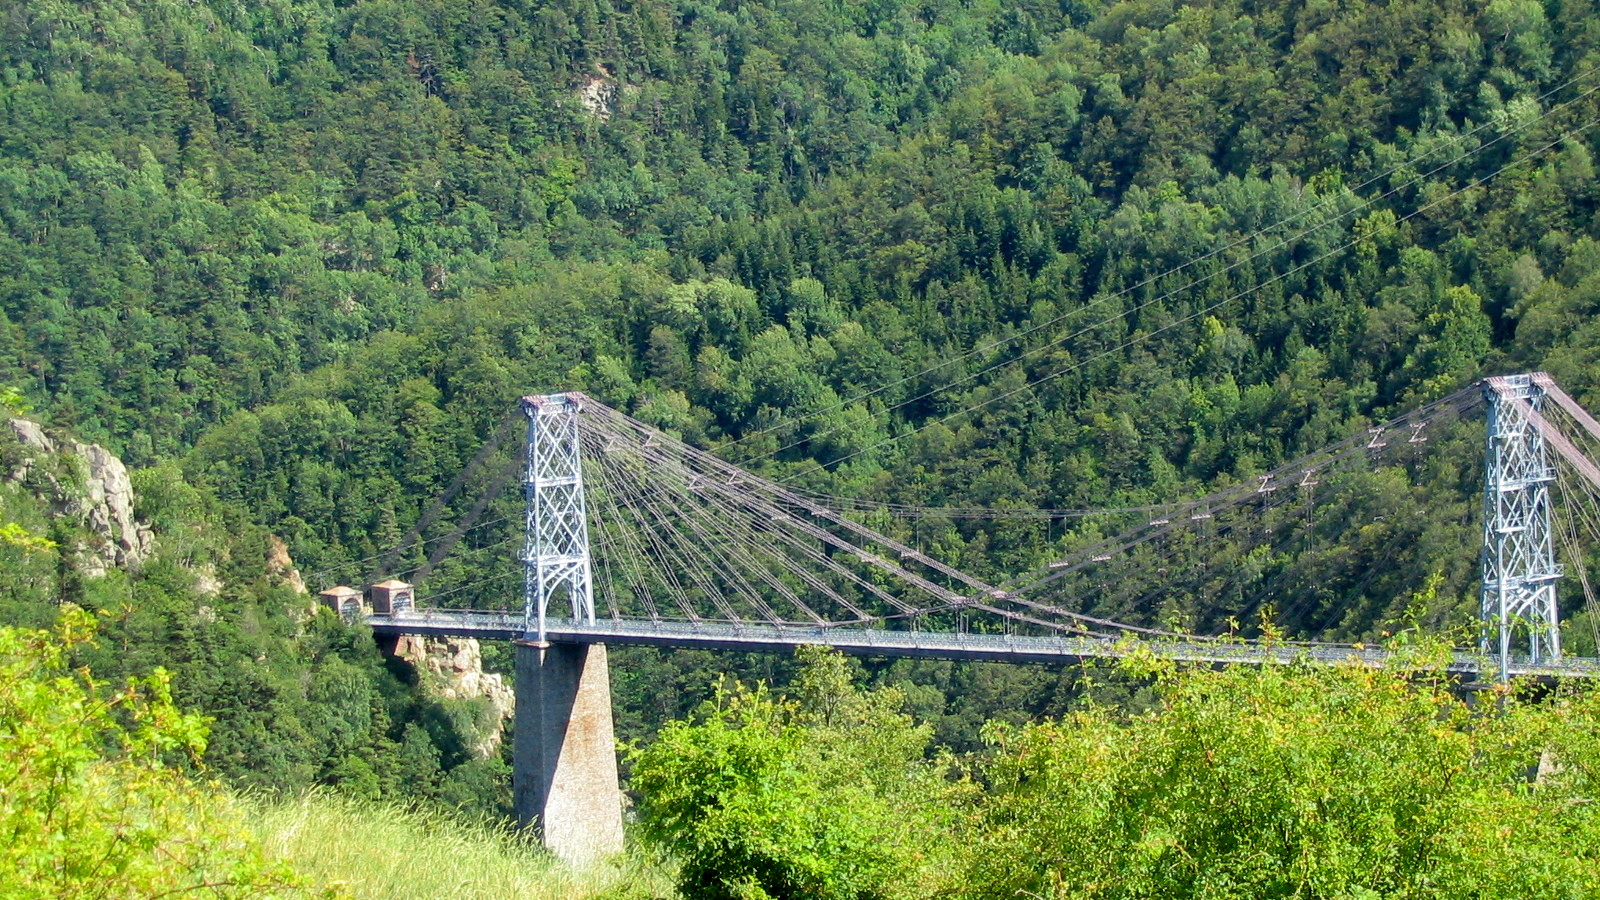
[629, 648, 969, 900]
[0, 608, 324, 898]
[963, 651, 1600, 900]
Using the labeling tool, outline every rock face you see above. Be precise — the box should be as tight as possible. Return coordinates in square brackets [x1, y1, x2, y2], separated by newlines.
[576, 70, 617, 118]
[266, 534, 308, 594]
[393, 634, 515, 757]
[7, 419, 154, 576]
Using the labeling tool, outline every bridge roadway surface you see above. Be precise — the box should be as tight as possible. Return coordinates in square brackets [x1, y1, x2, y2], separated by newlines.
[367, 609, 1600, 680]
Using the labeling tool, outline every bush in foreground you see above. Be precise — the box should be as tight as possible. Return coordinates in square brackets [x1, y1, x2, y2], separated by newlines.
[629, 647, 970, 900]
[964, 648, 1600, 899]
[630, 644, 1600, 900]
[0, 608, 323, 898]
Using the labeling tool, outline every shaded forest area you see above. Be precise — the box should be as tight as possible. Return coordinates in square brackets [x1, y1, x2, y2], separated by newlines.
[5, 0, 1600, 808]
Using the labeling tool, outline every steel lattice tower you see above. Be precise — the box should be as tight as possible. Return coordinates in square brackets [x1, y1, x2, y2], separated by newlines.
[523, 393, 594, 642]
[1482, 374, 1563, 681]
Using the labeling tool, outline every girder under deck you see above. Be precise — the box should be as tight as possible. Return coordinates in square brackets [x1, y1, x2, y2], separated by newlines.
[367, 610, 1600, 680]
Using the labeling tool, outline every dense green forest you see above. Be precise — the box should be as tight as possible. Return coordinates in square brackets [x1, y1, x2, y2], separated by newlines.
[7, 0, 1600, 847]
[6, 0, 1600, 607]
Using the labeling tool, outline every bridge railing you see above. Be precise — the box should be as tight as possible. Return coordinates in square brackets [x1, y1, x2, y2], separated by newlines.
[543, 616, 1430, 668]
[365, 609, 1600, 678]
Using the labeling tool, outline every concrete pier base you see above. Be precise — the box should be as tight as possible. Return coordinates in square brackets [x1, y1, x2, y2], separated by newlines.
[513, 640, 624, 866]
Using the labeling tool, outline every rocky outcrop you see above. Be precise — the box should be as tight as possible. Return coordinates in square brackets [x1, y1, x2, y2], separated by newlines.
[392, 634, 514, 757]
[192, 563, 223, 597]
[576, 69, 618, 119]
[7, 419, 154, 577]
[266, 534, 307, 594]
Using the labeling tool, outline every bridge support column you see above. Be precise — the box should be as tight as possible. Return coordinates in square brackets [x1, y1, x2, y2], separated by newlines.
[513, 639, 623, 866]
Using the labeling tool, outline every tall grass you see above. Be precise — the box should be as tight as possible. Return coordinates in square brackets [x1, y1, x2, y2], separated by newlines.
[247, 791, 671, 900]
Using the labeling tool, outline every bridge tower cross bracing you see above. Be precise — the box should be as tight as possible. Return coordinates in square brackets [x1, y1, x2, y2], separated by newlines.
[1482, 374, 1564, 682]
[522, 393, 595, 643]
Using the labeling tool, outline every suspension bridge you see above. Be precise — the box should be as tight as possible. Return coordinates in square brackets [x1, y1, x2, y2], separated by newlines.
[346, 371, 1600, 862]
[366, 372, 1600, 678]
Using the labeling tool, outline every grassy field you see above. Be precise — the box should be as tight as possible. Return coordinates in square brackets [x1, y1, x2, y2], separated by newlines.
[248, 792, 671, 900]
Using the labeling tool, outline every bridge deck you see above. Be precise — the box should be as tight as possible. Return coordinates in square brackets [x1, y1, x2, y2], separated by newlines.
[366, 610, 1600, 680]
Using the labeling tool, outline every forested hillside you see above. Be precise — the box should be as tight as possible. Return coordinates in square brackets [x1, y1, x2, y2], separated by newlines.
[5, 0, 1600, 800]
[0, 414, 515, 814]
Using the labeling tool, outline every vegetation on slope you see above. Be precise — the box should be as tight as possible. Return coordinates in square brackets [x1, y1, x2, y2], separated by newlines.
[248, 792, 668, 900]
[630, 647, 970, 900]
[0, 609, 326, 898]
[3, 0, 1598, 643]
[8, 0, 1600, 839]
[0, 420, 512, 821]
[965, 652, 1600, 899]
[632, 647, 1600, 900]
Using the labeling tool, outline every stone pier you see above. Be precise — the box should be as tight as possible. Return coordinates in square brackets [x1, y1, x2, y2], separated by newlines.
[513, 640, 624, 865]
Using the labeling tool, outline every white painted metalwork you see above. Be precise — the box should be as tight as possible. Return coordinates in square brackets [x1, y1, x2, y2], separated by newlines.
[1482, 374, 1563, 681]
[523, 394, 594, 642]
[479, 376, 1600, 683]
[368, 609, 1600, 680]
